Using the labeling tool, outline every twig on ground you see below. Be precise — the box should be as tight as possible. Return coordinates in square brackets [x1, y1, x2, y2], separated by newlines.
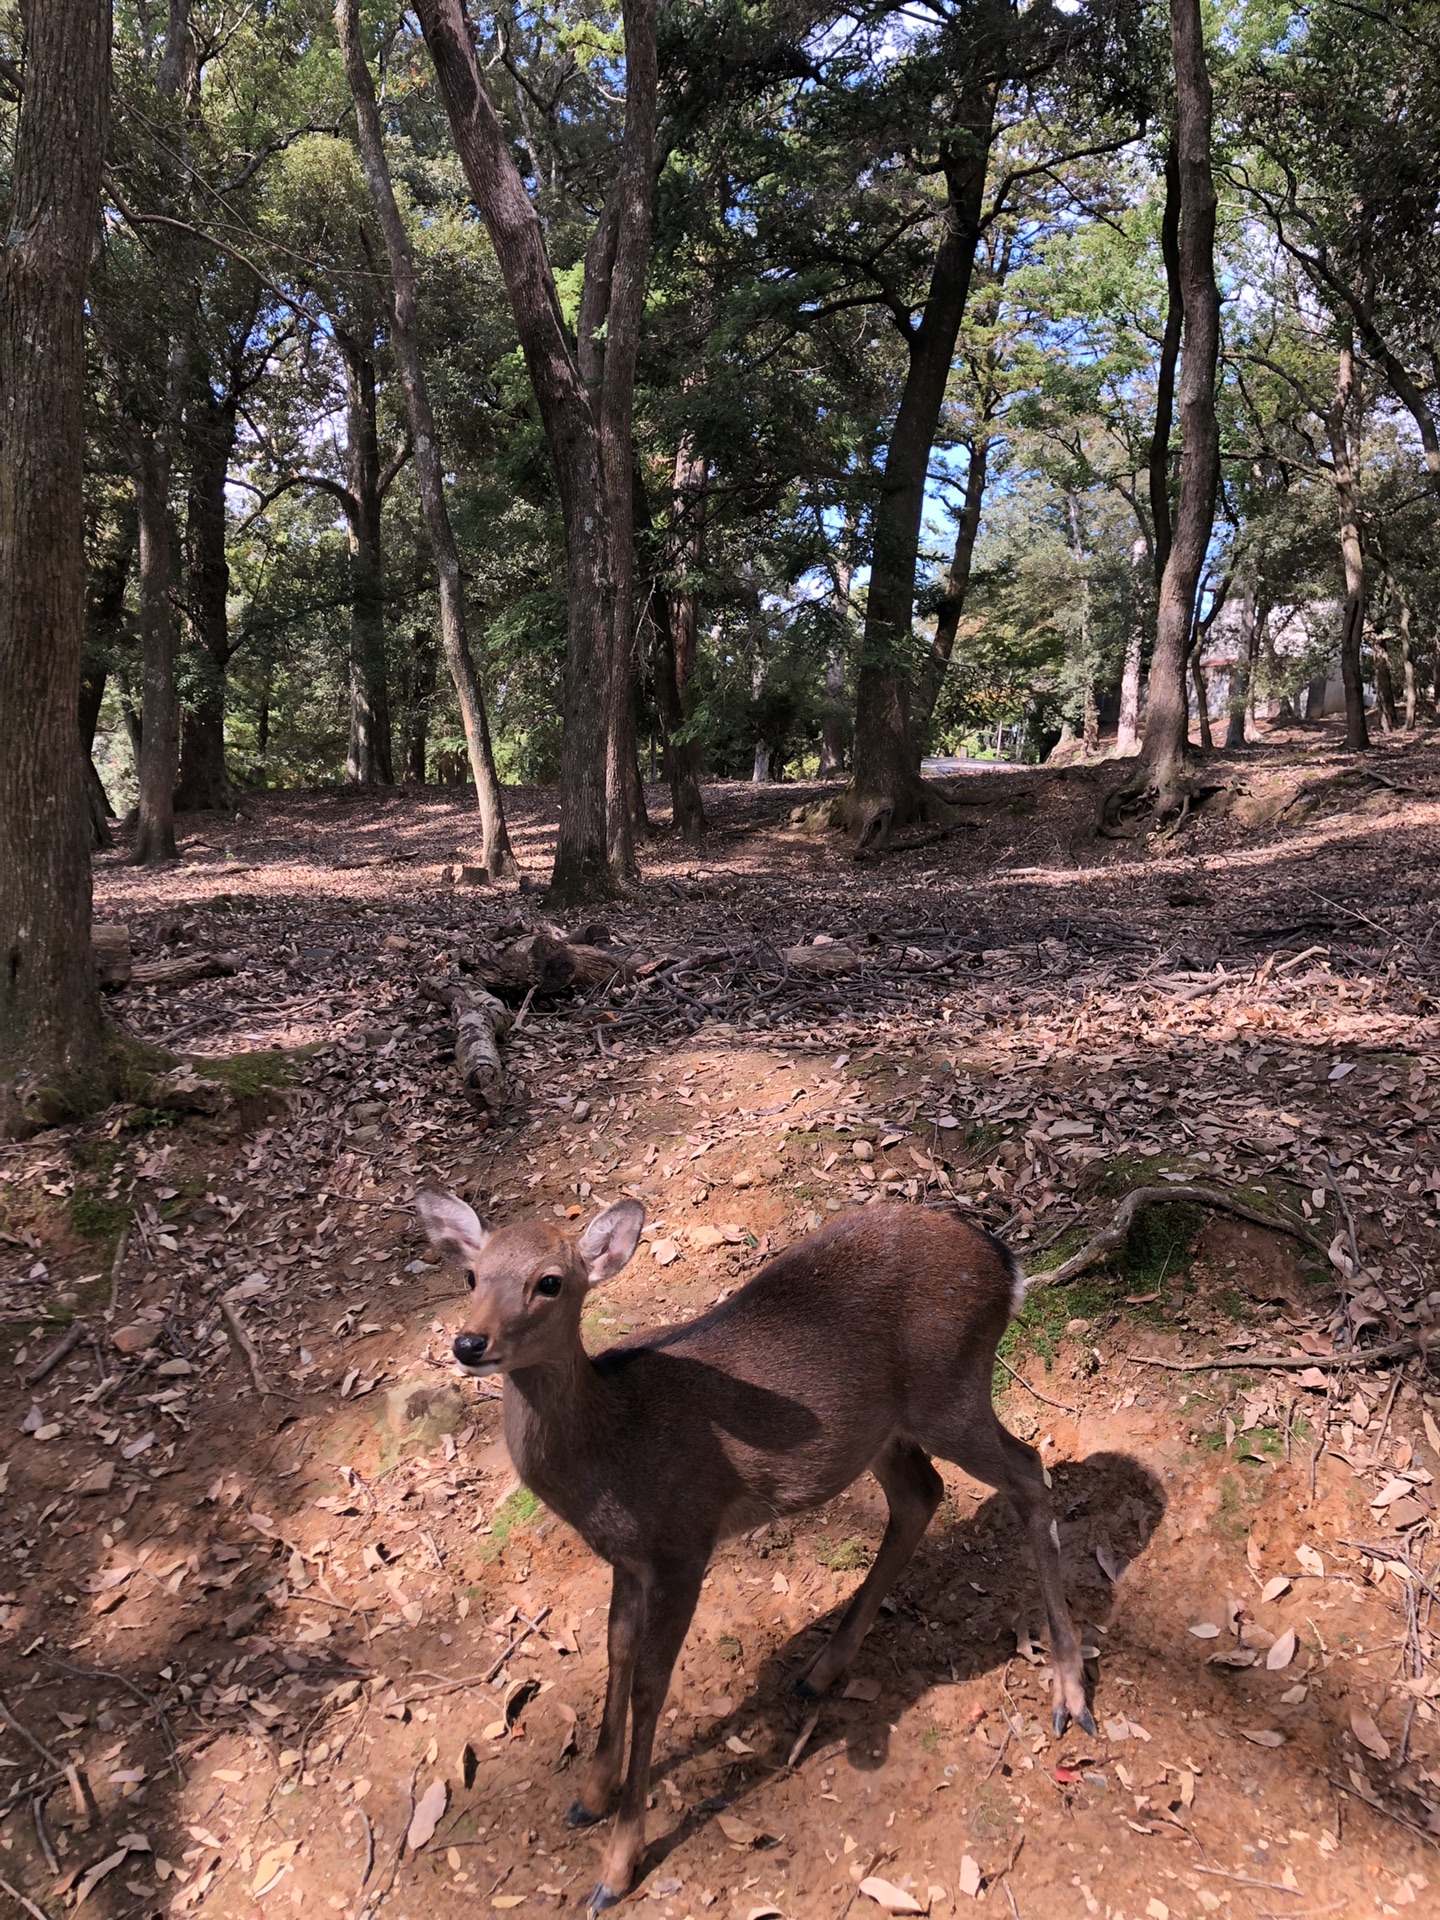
[995, 1353, 1077, 1413]
[30, 1799, 58, 1873]
[1335, 1542, 1440, 1613]
[1325, 1775, 1440, 1849]
[1130, 1336, 1432, 1375]
[1325, 1159, 1363, 1279]
[23, 1321, 89, 1387]
[1028, 1183, 1329, 1292]
[0, 1695, 63, 1772]
[38, 1656, 180, 1768]
[0, 1871, 54, 1920]
[221, 1297, 269, 1397]
[106, 1221, 131, 1323]
[1191, 1863, 1305, 1894]
[400, 1607, 552, 1703]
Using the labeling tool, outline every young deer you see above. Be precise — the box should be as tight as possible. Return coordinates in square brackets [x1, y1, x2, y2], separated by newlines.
[416, 1192, 1094, 1913]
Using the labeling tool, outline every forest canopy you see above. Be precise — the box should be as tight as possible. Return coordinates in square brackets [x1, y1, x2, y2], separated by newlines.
[2, 0, 1440, 1108]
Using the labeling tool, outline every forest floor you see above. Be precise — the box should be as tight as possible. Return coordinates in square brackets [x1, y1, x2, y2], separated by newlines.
[4, 717, 1440, 1920]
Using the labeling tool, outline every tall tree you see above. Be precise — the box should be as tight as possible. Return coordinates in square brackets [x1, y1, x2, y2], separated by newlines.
[1137, 0, 1219, 803]
[0, 0, 112, 1131]
[336, 0, 517, 875]
[415, 0, 658, 896]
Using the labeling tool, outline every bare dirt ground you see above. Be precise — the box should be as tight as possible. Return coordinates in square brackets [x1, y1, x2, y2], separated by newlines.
[4, 719, 1440, 1920]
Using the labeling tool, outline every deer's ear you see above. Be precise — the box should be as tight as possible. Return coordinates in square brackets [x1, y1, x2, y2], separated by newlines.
[577, 1199, 644, 1286]
[415, 1190, 489, 1266]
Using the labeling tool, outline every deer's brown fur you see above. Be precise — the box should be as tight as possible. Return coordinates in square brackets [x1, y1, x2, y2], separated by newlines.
[416, 1192, 1092, 1913]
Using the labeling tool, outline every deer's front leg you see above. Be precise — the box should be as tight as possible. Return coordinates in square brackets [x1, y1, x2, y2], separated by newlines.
[567, 1564, 644, 1828]
[589, 1559, 704, 1913]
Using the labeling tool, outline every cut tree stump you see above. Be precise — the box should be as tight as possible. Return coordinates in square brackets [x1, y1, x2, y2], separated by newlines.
[425, 980, 512, 1119]
[92, 924, 131, 987]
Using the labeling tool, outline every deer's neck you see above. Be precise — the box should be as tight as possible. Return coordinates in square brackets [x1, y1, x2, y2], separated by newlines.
[502, 1349, 607, 1509]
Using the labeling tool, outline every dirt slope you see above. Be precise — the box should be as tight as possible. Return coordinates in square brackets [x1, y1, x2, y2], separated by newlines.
[3, 723, 1440, 1920]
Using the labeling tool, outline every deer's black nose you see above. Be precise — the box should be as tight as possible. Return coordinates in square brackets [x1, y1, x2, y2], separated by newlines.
[454, 1331, 490, 1366]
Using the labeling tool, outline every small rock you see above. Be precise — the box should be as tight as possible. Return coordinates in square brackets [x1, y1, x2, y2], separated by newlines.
[113, 1324, 161, 1356]
[573, 1100, 591, 1122]
[384, 1379, 465, 1446]
[852, 1140, 874, 1161]
[383, 934, 410, 951]
[731, 1168, 754, 1188]
[156, 1358, 194, 1377]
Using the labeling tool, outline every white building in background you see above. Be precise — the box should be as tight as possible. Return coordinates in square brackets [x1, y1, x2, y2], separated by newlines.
[1195, 597, 1348, 720]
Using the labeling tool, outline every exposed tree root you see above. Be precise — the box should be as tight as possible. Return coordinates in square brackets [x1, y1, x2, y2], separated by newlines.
[1025, 1180, 1333, 1292]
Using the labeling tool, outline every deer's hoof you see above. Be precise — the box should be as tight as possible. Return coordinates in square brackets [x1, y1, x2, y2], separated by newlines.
[1052, 1707, 1068, 1737]
[566, 1801, 602, 1829]
[790, 1674, 819, 1701]
[1077, 1707, 1098, 1737]
[587, 1882, 623, 1913]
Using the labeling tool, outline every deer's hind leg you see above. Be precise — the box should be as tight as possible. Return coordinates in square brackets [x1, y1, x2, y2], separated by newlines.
[794, 1436, 942, 1699]
[926, 1410, 1093, 1736]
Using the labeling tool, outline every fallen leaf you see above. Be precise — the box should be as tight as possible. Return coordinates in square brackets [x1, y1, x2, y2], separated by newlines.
[407, 1777, 448, 1851]
[1267, 1629, 1297, 1670]
[1147, 1902, 1169, 1920]
[859, 1877, 924, 1914]
[725, 1735, 755, 1755]
[1241, 1729, 1285, 1747]
[1372, 1476, 1416, 1508]
[1095, 1539, 1123, 1583]
[958, 1856, 982, 1899]
[1295, 1368, 1329, 1390]
[1350, 1710, 1390, 1760]
[842, 1675, 881, 1702]
[717, 1814, 759, 1847]
[75, 1851, 130, 1907]
[1260, 1575, 1292, 1603]
[251, 1843, 300, 1897]
[1187, 1622, 1221, 1639]
[746, 1908, 783, 1920]
[1295, 1545, 1325, 1577]
[651, 1238, 679, 1266]
[491, 1899, 526, 1911]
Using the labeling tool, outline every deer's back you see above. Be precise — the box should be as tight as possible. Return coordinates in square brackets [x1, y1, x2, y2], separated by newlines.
[562, 1207, 1019, 1555]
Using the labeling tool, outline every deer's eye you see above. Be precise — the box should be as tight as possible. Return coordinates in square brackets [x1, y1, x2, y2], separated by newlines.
[535, 1273, 563, 1298]
[463, 1270, 476, 1292]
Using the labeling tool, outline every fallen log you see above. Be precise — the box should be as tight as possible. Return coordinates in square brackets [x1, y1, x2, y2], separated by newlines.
[466, 934, 629, 1000]
[92, 924, 131, 987]
[130, 951, 240, 989]
[425, 979, 512, 1119]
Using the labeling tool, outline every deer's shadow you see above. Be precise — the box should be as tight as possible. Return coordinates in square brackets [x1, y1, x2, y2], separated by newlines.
[632, 1449, 1164, 1874]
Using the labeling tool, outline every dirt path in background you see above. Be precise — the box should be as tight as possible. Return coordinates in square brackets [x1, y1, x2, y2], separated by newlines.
[3, 724, 1440, 1920]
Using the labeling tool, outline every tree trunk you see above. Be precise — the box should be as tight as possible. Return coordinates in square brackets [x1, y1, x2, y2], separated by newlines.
[579, 0, 657, 882]
[1116, 534, 1148, 752]
[130, 433, 181, 862]
[175, 388, 238, 811]
[0, 0, 111, 1128]
[660, 429, 708, 836]
[1324, 341, 1370, 753]
[415, 0, 653, 898]
[915, 436, 990, 735]
[1148, 141, 1183, 585]
[650, 590, 706, 840]
[338, 0, 517, 875]
[339, 344, 394, 785]
[1190, 646, 1212, 749]
[1224, 577, 1261, 748]
[1139, 0, 1221, 803]
[79, 664, 114, 848]
[842, 66, 999, 830]
[1392, 578, 1418, 729]
[1371, 621, 1397, 732]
